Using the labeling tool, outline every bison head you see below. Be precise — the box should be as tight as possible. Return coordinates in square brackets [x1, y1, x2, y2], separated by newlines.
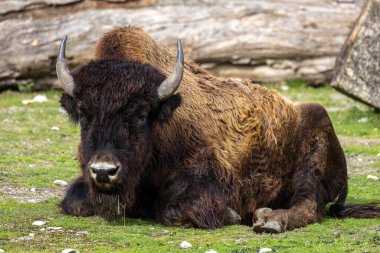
[56, 36, 183, 196]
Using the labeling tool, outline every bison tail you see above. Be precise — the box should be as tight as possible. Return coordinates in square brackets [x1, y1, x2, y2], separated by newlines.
[329, 203, 380, 218]
[328, 182, 380, 218]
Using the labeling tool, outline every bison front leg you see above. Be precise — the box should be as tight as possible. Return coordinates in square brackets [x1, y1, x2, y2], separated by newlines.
[253, 199, 318, 233]
[156, 170, 241, 228]
[60, 177, 94, 217]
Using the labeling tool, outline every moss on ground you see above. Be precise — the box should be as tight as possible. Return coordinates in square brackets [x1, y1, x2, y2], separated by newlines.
[0, 83, 379, 252]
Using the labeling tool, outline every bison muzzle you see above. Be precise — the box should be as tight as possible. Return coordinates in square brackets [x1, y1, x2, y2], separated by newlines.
[57, 27, 379, 232]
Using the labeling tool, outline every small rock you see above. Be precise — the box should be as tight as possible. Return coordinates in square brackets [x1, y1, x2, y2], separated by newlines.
[22, 95, 48, 105]
[0, 249, 4, 253]
[28, 199, 38, 203]
[357, 157, 363, 162]
[32, 221, 46, 226]
[205, 250, 218, 253]
[54, 180, 68, 186]
[59, 108, 67, 115]
[367, 175, 379, 180]
[280, 85, 290, 91]
[180, 241, 192, 249]
[31, 187, 36, 192]
[62, 249, 78, 253]
[258, 248, 273, 253]
[357, 117, 368, 123]
[47, 227, 62, 231]
[377, 153, 380, 157]
[51, 126, 60, 131]
[40, 228, 46, 232]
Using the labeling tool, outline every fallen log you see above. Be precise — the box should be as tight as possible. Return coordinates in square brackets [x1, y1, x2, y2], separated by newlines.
[0, 0, 363, 91]
[332, 0, 380, 110]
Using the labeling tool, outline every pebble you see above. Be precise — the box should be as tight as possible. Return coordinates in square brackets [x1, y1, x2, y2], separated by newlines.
[32, 221, 46, 226]
[51, 126, 60, 131]
[54, 180, 68, 186]
[367, 175, 379, 180]
[357, 117, 368, 123]
[62, 249, 79, 253]
[258, 248, 273, 253]
[205, 250, 218, 253]
[0, 249, 4, 253]
[180, 241, 192, 249]
[280, 85, 290, 91]
[22, 95, 48, 105]
[31, 187, 36, 192]
[47, 227, 62, 231]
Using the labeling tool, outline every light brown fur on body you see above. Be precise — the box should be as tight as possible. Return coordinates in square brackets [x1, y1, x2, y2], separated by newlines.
[60, 27, 378, 232]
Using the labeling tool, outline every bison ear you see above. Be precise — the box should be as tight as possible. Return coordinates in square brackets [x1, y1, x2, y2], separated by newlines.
[153, 94, 182, 123]
[60, 93, 79, 123]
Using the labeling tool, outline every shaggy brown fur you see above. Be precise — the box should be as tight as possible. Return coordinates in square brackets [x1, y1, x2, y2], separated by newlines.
[60, 26, 380, 232]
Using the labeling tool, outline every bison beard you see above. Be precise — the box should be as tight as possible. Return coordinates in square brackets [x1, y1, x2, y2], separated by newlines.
[58, 26, 380, 233]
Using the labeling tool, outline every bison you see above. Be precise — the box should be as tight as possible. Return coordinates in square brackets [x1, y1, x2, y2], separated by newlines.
[57, 27, 379, 233]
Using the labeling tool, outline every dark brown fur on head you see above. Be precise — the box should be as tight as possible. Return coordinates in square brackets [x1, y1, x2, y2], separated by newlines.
[60, 56, 181, 219]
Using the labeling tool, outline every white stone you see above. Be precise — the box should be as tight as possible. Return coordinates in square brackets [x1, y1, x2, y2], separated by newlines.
[22, 95, 48, 105]
[357, 117, 368, 123]
[51, 126, 60, 131]
[32, 221, 46, 226]
[32, 95, 48, 103]
[62, 249, 78, 253]
[54, 180, 68, 186]
[0, 249, 4, 253]
[31, 187, 36, 192]
[47, 227, 62, 230]
[259, 248, 273, 253]
[180, 241, 192, 249]
[280, 85, 290, 91]
[357, 157, 363, 162]
[367, 175, 379, 180]
[205, 250, 218, 253]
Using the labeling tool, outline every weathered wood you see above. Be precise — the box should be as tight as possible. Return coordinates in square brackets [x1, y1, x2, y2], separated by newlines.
[332, 0, 380, 109]
[0, 0, 363, 90]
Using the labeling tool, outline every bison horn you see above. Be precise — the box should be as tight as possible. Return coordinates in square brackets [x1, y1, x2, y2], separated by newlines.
[157, 40, 184, 101]
[56, 35, 75, 97]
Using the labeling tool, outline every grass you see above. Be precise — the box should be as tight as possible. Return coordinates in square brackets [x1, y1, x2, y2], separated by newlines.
[0, 83, 379, 252]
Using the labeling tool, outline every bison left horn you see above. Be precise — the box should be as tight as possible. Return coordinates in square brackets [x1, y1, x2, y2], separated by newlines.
[157, 40, 184, 101]
[56, 35, 75, 97]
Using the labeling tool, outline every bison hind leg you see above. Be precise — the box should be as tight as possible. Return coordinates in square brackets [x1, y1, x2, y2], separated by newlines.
[60, 177, 94, 217]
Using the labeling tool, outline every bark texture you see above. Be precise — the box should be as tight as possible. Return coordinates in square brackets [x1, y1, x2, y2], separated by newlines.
[332, 0, 380, 110]
[0, 0, 364, 90]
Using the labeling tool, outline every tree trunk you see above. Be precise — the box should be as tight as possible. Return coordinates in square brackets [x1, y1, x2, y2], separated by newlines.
[0, 0, 364, 91]
[332, 0, 380, 110]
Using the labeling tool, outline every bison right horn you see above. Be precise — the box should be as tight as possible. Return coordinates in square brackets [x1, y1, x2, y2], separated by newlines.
[157, 40, 184, 101]
[56, 35, 75, 97]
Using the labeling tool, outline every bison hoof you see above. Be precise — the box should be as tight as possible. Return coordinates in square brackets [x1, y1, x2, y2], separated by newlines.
[226, 207, 241, 225]
[254, 207, 273, 220]
[252, 207, 283, 233]
[253, 220, 283, 233]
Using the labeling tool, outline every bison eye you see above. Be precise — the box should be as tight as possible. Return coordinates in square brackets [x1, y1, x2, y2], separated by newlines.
[136, 117, 147, 126]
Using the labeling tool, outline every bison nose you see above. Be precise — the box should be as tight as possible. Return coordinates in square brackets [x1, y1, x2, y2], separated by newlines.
[89, 162, 120, 183]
